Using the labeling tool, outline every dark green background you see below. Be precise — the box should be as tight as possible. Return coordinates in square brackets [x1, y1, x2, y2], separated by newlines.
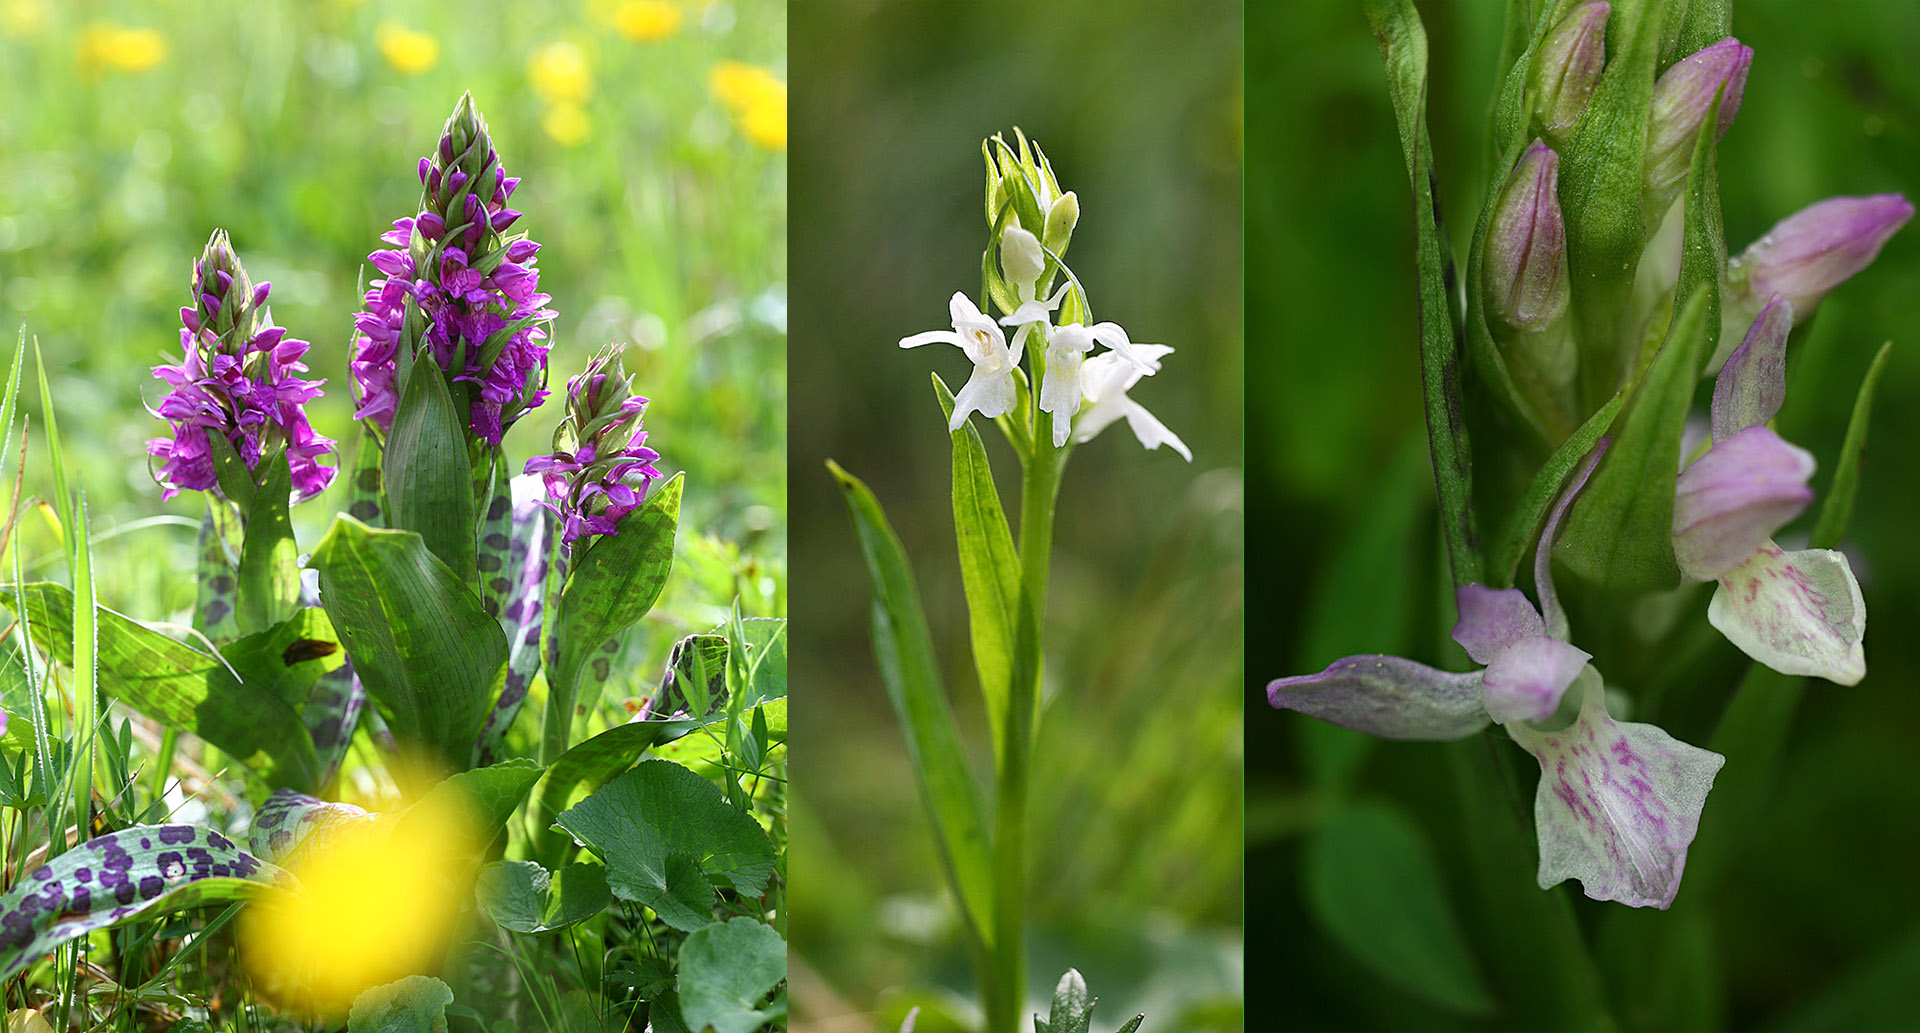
[1249, 1, 1920, 1030]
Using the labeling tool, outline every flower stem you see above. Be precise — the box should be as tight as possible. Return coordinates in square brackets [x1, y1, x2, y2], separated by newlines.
[987, 409, 1063, 1033]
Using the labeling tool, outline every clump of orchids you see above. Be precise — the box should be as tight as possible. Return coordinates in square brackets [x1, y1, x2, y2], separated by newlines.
[1272, 1, 1908, 910]
[834, 130, 1175, 1033]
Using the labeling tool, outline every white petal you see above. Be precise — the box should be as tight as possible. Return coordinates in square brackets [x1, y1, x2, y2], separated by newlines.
[1088, 322, 1171, 373]
[998, 300, 1058, 328]
[1508, 670, 1726, 909]
[1708, 543, 1866, 685]
[948, 367, 1017, 432]
[1121, 399, 1191, 461]
[1070, 395, 1126, 444]
[1480, 635, 1590, 724]
[900, 330, 962, 349]
[1039, 346, 1085, 448]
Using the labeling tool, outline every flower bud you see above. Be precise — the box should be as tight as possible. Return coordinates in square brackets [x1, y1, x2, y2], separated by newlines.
[1000, 225, 1046, 292]
[1485, 140, 1570, 332]
[1672, 425, 1814, 582]
[1644, 37, 1752, 212]
[1729, 193, 1914, 313]
[1531, 1, 1609, 133]
[1043, 190, 1079, 256]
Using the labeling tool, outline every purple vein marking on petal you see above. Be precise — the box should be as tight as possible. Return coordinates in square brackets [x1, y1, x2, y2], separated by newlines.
[1708, 543, 1866, 685]
[1508, 671, 1725, 908]
[1267, 654, 1490, 741]
[1710, 297, 1792, 444]
[1537, 437, 1611, 640]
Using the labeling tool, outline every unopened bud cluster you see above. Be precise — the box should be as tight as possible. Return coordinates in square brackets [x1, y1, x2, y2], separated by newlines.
[524, 345, 665, 545]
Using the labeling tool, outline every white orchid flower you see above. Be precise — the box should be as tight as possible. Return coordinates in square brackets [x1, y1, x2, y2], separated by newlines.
[1071, 349, 1189, 460]
[901, 292, 1025, 432]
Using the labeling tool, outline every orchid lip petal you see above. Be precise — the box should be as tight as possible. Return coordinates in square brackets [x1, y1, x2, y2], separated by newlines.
[1267, 654, 1490, 741]
[1452, 584, 1546, 664]
[1710, 297, 1793, 444]
[1480, 635, 1591, 724]
[1708, 543, 1866, 685]
[1672, 426, 1816, 581]
[1508, 670, 1726, 909]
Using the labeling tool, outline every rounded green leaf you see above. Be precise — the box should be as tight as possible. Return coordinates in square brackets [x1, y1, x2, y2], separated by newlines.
[677, 917, 787, 1033]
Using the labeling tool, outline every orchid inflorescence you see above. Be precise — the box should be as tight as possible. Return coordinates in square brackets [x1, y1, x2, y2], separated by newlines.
[901, 129, 1189, 462]
[1273, 2, 1910, 910]
[525, 344, 664, 545]
[147, 229, 337, 503]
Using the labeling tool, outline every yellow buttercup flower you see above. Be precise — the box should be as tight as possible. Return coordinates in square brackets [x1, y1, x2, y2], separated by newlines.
[709, 60, 780, 111]
[708, 61, 786, 151]
[738, 80, 786, 151]
[542, 102, 591, 147]
[528, 41, 592, 105]
[614, 0, 681, 42]
[76, 23, 168, 75]
[376, 21, 439, 76]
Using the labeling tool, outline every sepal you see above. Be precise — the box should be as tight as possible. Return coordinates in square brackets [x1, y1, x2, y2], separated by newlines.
[1267, 655, 1490, 741]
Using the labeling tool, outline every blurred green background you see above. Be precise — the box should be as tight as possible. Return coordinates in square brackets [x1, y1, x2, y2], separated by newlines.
[787, 2, 1242, 1030]
[0, 0, 786, 635]
[1249, 1, 1920, 1030]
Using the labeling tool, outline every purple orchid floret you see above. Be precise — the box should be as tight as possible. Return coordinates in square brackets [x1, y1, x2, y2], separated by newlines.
[1644, 37, 1753, 213]
[1270, 438, 1730, 908]
[147, 230, 337, 503]
[1673, 297, 1866, 684]
[525, 344, 664, 546]
[1531, 1, 1608, 133]
[1486, 139, 1570, 332]
[1729, 194, 1914, 314]
[352, 92, 554, 445]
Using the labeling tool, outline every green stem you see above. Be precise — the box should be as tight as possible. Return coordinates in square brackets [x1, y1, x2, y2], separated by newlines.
[988, 409, 1063, 1033]
[149, 727, 178, 806]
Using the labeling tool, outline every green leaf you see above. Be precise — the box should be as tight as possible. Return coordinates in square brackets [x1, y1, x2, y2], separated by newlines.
[933, 373, 1022, 774]
[3, 583, 318, 789]
[1671, 87, 1729, 381]
[1038, 969, 1096, 1033]
[0, 823, 289, 982]
[1490, 390, 1626, 586]
[547, 473, 683, 762]
[1555, 289, 1711, 589]
[311, 515, 506, 772]
[532, 717, 705, 856]
[237, 452, 300, 635]
[473, 445, 514, 619]
[827, 460, 994, 951]
[401, 758, 544, 851]
[348, 974, 453, 1033]
[554, 760, 775, 932]
[677, 918, 787, 1033]
[1809, 342, 1892, 550]
[1304, 799, 1495, 1016]
[344, 424, 387, 527]
[222, 607, 346, 710]
[383, 362, 475, 582]
[1365, 0, 1482, 587]
[476, 858, 611, 934]
[193, 500, 240, 643]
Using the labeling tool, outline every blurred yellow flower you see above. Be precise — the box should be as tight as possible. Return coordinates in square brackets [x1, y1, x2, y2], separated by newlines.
[376, 21, 438, 76]
[709, 61, 786, 151]
[1, 0, 47, 38]
[76, 23, 168, 75]
[614, 0, 682, 42]
[528, 41, 592, 104]
[542, 102, 591, 147]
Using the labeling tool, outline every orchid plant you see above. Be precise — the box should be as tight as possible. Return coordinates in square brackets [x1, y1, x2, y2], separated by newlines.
[835, 130, 1174, 1033]
[0, 93, 786, 1029]
[1270, 0, 1904, 938]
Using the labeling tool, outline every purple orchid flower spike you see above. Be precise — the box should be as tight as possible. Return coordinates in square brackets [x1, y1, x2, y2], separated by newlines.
[1673, 297, 1867, 684]
[524, 343, 665, 547]
[1273, 438, 1728, 908]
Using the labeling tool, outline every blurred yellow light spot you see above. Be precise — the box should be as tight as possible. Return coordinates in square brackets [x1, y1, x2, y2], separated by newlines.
[528, 41, 593, 104]
[76, 23, 168, 76]
[0, 0, 47, 38]
[709, 62, 786, 152]
[240, 794, 479, 1017]
[614, 0, 682, 42]
[376, 21, 439, 76]
[542, 102, 592, 147]
[6, 1009, 54, 1033]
